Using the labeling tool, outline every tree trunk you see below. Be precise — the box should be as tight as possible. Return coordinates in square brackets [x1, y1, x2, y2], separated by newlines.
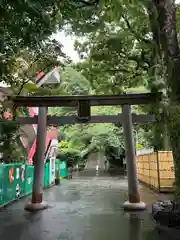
[152, 0, 180, 95]
[147, 1, 180, 194]
[168, 105, 180, 196]
[163, 122, 171, 151]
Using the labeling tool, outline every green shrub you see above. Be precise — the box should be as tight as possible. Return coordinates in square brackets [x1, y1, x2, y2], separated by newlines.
[57, 148, 82, 166]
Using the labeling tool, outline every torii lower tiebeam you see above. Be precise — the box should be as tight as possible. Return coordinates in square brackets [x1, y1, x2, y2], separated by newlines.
[17, 114, 157, 125]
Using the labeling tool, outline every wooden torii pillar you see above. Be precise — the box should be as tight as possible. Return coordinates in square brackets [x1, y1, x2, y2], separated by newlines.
[122, 105, 146, 210]
[25, 107, 48, 211]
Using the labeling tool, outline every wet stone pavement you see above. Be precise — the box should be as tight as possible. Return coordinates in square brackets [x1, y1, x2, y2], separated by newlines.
[0, 171, 171, 240]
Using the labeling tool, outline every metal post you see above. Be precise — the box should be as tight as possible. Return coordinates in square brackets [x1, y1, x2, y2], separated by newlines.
[25, 107, 48, 211]
[122, 105, 146, 210]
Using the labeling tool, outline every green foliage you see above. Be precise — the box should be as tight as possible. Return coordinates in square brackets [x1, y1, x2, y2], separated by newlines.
[60, 67, 91, 95]
[57, 139, 82, 165]
[1, 1, 58, 86]
[105, 145, 124, 167]
[0, 0, 107, 164]
[136, 143, 143, 150]
[57, 148, 82, 165]
[59, 140, 69, 149]
[48, 67, 130, 162]
[71, 0, 173, 151]
[73, 0, 159, 94]
[0, 118, 26, 163]
[0, 0, 81, 162]
[91, 106, 119, 115]
[1, 40, 69, 97]
[1, 0, 82, 94]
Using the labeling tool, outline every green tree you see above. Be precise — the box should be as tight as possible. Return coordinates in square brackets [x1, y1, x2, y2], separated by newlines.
[71, 0, 180, 194]
[0, 0, 100, 163]
[72, 1, 165, 150]
[1, 0, 98, 90]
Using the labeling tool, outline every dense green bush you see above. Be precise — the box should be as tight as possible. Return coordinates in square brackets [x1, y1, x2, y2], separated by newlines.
[0, 118, 27, 163]
[105, 146, 125, 167]
[57, 148, 82, 166]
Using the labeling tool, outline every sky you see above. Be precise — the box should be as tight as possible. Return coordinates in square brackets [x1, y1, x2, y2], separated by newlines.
[53, 31, 80, 63]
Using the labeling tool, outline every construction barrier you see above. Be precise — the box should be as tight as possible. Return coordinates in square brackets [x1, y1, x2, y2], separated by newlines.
[136, 151, 175, 192]
[55, 161, 68, 179]
[0, 162, 51, 207]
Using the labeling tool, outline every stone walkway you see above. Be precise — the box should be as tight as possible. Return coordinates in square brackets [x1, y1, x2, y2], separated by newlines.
[0, 172, 171, 240]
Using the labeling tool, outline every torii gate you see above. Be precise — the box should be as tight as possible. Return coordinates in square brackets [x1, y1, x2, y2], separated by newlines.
[11, 92, 162, 211]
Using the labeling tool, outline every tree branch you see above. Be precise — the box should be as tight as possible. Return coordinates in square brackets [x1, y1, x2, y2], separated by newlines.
[122, 15, 152, 45]
[15, 79, 29, 96]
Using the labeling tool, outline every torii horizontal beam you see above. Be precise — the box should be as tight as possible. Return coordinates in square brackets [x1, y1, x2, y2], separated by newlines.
[17, 114, 156, 125]
[11, 92, 162, 107]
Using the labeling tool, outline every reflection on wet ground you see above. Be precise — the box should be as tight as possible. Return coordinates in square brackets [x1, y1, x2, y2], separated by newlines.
[0, 171, 171, 240]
